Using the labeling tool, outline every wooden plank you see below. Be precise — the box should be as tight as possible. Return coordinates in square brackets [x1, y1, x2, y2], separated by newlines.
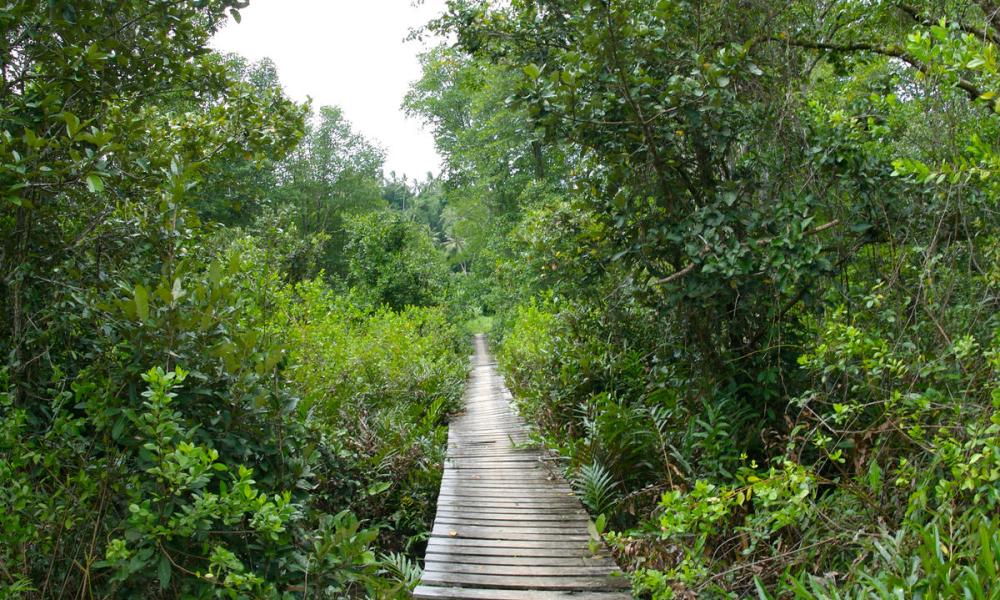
[437, 495, 579, 505]
[439, 481, 568, 489]
[413, 586, 631, 600]
[436, 497, 579, 507]
[439, 479, 572, 487]
[449, 433, 523, 438]
[444, 460, 546, 466]
[441, 473, 563, 481]
[424, 553, 617, 568]
[424, 547, 598, 561]
[440, 481, 569, 489]
[441, 474, 559, 481]
[435, 501, 584, 511]
[444, 451, 541, 457]
[439, 481, 575, 490]
[441, 472, 557, 478]
[444, 462, 544, 467]
[426, 537, 594, 551]
[433, 516, 589, 527]
[450, 434, 525, 439]
[439, 484, 575, 494]
[434, 505, 585, 516]
[453, 427, 517, 430]
[442, 469, 551, 475]
[451, 425, 525, 430]
[423, 563, 623, 577]
[435, 503, 585, 513]
[434, 510, 589, 522]
[442, 466, 552, 473]
[438, 488, 577, 497]
[436, 495, 579, 505]
[436, 497, 581, 507]
[431, 524, 591, 540]
[433, 517, 587, 530]
[421, 571, 630, 591]
[433, 516, 589, 526]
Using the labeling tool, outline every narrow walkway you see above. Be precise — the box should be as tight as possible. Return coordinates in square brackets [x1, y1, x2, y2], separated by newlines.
[414, 335, 631, 599]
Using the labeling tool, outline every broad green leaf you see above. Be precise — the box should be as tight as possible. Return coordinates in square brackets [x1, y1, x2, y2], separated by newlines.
[171, 277, 185, 302]
[86, 174, 104, 193]
[134, 284, 149, 321]
[62, 112, 81, 138]
[157, 555, 171, 590]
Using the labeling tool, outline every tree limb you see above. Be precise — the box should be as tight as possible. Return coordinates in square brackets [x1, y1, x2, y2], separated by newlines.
[652, 261, 698, 286]
[764, 37, 988, 106]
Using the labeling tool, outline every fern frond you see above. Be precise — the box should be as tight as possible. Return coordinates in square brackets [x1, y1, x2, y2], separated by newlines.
[573, 461, 620, 516]
[379, 552, 422, 590]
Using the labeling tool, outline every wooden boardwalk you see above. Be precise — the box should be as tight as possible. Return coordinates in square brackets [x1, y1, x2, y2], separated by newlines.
[413, 335, 631, 599]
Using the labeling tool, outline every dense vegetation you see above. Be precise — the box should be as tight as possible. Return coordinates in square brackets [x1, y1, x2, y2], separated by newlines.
[407, 0, 1000, 598]
[0, 2, 464, 597]
[2, 0, 999, 598]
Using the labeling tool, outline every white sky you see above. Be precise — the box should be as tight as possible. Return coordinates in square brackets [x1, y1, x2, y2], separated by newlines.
[211, 0, 447, 179]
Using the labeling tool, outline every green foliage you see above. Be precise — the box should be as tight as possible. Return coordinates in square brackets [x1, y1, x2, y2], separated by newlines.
[344, 210, 451, 310]
[274, 105, 388, 277]
[5, 0, 1000, 597]
[99, 367, 296, 596]
[574, 462, 621, 517]
[418, 0, 1000, 597]
[379, 552, 424, 592]
[0, 216, 462, 596]
[463, 315, 495, 335]
[0, 3, 466, 597]
[770, 515, 1000, 600]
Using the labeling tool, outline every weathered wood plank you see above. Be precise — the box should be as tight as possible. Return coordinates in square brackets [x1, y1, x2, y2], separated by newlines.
[433, 511, 589, 523]
[427, 534, 594, 549]
[424, 553, 617, 567]
[433, 518, 587, 530]
[439, 485, 576, 495]
[423, 563, 623, 577]
[440, 481, 571, 489]
[435, 503, 586, 514]
[445, 463, 542, 467]
[439, 482, 576, 492]
[421, 571, 630, 591]
[432, 524, 591, 540]
[436, 496, 580, 505]
[425, 539, 601, 555]
[442, 467, 554, 474]
[441, 474, 567, 483]
[437, 491, 579, 501]
[413, 586, 631, 600]
[436, 497, 581, 506]
[439, 482, 570, 490]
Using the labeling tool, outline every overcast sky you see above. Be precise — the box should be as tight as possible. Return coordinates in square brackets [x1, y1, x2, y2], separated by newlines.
[211, 0, 447, 179]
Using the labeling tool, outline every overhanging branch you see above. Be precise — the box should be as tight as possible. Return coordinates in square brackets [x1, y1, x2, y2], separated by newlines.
[763, 37, 988, 108]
